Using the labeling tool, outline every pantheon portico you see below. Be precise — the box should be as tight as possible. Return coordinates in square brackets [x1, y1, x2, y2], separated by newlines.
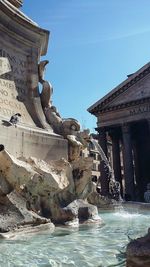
[88, 63, 150, 201]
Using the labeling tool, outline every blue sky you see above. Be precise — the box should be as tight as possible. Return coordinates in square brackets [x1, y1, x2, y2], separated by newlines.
[23, 0, 150, 132]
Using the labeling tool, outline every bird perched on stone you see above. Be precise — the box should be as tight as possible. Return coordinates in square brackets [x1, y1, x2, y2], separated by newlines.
[9, 113, 21, 125]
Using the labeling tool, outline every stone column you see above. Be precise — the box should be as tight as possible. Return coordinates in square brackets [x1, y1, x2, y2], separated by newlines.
[147, 119, 150, 142]
[122, 124, 135, 201]
[110, 130, 123, 196]
[147, 119, 150, 134]
[97, 127, 109, 196]
[132, 139, 141, 201]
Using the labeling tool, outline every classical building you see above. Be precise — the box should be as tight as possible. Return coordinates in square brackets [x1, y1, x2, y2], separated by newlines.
[88, 63, 150, 201]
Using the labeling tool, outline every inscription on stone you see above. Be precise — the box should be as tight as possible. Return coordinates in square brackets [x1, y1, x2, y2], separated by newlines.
[0, 47, 35, 124]
[129, 105, 150, 116]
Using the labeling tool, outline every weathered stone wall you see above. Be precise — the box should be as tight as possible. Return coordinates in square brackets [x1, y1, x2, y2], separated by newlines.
[0, 123, 68, 161]
[0, 0, 50, 128]
[0, 0, 68, 161]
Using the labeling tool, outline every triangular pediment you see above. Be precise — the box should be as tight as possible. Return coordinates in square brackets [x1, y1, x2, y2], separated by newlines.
[88, 62, 150, 114]
[106, 73, 150, 108]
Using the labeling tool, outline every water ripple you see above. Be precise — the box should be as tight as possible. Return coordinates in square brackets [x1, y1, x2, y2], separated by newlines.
[0, 211, 149, 267]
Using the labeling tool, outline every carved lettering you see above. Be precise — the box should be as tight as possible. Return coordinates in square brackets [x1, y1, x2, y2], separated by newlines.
[0, 106, 12, 116]
[0, 49, 31, 83]
[130, 105, 150, 116]
[0, 106, 26, 118]
[0, 88, 8, 96]
[11, 66, 26, 76]
[0, 48, 35, 124]
[0, 49, 27, 67]
[0, 79, 15, 90]
[0, 97, 22, 109]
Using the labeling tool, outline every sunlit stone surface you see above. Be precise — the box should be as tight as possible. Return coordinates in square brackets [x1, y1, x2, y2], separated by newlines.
[0, 0, 68, 160]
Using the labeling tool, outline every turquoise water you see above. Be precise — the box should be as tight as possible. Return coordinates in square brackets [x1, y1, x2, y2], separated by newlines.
[0, 209, 149, 267]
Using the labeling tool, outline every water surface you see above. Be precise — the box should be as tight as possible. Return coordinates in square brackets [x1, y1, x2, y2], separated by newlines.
[0, 209, 149, 267]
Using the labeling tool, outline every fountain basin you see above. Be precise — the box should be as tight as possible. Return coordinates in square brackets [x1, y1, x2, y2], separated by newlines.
[0, 206, 149, 267]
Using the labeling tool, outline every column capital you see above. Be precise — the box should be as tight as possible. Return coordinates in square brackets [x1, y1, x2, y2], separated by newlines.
[122, 123, 131, 134]
[109, 128, 121, 140]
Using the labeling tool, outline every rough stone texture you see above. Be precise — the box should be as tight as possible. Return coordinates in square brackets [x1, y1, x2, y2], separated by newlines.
[68, 199, 101, 223]
[88, 191, 114, 209]
[0, 149, 72, 196]
[0, 148, 102, 228]
[0, 190, 53, 233]
[72, 157, 93, 198]
[41, 199, 102, 226]
[126, 229, 150, 267]
[67, 134, 83, 162]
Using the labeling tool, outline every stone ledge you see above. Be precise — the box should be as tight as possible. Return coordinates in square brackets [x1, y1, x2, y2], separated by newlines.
[0, 222, 55, 239]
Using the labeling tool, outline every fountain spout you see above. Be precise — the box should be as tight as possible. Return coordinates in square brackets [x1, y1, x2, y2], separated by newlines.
[90, 138, 122, 201]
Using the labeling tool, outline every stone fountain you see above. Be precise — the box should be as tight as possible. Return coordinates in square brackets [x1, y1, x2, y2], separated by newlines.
[0, 0, 103, 235]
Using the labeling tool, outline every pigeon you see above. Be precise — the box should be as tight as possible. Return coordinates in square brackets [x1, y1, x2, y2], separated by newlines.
[9, 113, 21, 125]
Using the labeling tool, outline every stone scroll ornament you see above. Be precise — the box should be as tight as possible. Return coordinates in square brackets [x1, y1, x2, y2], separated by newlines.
[38, 60, 87, 162]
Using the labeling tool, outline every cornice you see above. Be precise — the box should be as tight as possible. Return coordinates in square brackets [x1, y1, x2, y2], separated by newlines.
[97, 97, 150, 114]
[0, 0, 49, 55]
[88, 64, 150, 114]
[8, 0, 23, 8]
[0, 0, 39, 28]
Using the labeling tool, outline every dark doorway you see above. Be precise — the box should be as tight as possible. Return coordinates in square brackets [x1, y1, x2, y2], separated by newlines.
[132, 120, 150, 201]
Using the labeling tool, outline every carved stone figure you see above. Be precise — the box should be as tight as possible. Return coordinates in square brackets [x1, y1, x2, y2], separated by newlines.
[38, 60, 53, 109]
[38, 60, 88, 161]
[126, 228, 150, 267]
